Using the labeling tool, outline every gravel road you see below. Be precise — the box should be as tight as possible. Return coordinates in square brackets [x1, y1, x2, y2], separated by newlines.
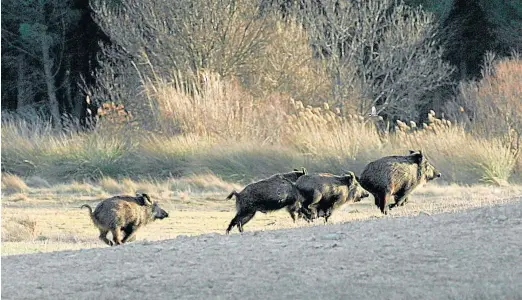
[2, 199, 522, 300]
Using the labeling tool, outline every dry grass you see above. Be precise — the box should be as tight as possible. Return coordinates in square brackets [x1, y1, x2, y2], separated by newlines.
[169, 174, 241, 194]
[1, 173, 29, 195]
[121, 178, 138, 194]
[396, 114, 519, 185]
[24, 176, 51, 188]
[53, 181, 100, 195]
[2, 216, 39, 242]
[1, 179, 521, 256]
[2, 56, 521, 187]
[148, 73, 289, 142]
[2, 97, 521, 185]
[4, 193, 30, 202]
[99, 177, 122, 194]
[283, 100, 386, 164]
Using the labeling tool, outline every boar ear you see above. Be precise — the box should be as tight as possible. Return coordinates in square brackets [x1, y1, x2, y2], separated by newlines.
[408, 150, 416, 155]
[346, 174, 354, 185]
[294, 167, 307, 175]
[412, 152, 424, 164]
[341, 170, 352, 177]
[344, 171, 354, 182]
[141, 193, 153, 206]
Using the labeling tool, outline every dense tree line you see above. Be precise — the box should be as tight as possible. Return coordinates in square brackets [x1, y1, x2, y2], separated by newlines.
[1, 0, 520, 127]
[1, 0, 107, 128]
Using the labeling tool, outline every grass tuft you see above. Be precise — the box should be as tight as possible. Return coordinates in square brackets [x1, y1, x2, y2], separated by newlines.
[99, 177, 122, 194]
[1, 217, 38, 242]
[1, 173, 29, 195]
[25, 176, 51, 188]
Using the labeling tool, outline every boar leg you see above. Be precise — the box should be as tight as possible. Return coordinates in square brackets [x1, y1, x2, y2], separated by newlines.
[395, 195, 410, 207]
[380, 192, 391, 215]
[98, 229, 113, 246]
[374, 191, 390, 215]
[298, 206, 314, 222]
[390, 188, 411, 209]
[301, 191, 321, 212]
[306, 192, 323, 220]
[237, 211, 256, 233]
[287, 206, 296, 222]
[286, 202, 300, 222]
[226, 214, 241, 234]
[111, 228, 124, 245]
[324, 208, 333, 223]
[371, 192, 381, 209]
[122, 225, 138, 244]
[310, 202, 324, 220]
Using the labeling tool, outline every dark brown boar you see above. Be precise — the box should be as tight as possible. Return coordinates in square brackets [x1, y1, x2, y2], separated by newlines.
[225, 168, 307, 234]
[81, 194, 169, 246]
[293, 172, 369, 222]
[358, 150, 441, 215]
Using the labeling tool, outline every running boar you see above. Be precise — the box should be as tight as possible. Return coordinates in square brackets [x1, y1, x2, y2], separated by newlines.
[81, 194, 169, 246]
[358, 150, 441, 215]
[225, 168, 307, 234]
[293, 172, 369, 222]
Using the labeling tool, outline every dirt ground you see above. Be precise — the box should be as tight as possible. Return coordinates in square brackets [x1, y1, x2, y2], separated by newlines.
[2, 198, 522, 300]
[2, 184, 522, 255]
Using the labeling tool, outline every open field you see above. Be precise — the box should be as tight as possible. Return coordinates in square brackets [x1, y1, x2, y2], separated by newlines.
[2, 1, 521, 298]
[3, 198, 522, 300]
[2, 177, 522, 256]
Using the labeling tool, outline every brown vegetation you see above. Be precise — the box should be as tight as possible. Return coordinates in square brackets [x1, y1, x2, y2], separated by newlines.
[1, 1, 521, 188]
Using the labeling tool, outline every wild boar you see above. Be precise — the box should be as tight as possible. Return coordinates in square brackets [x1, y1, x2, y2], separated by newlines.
[225, 168, 307, 234]
[292, 172, 369, 222]
[81, 194, 169, 246]
[358, 150, 441, 215]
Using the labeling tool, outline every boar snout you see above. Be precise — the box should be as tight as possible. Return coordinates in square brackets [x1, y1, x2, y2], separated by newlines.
[156, 209, 169, 219]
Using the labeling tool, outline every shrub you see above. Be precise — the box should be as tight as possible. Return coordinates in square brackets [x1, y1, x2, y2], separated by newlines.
[449, 53, 522, 155]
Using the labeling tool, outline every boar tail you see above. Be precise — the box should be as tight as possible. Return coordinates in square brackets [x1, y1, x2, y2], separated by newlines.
[226, 191, 240, 200]
[81, 204, 96, 224]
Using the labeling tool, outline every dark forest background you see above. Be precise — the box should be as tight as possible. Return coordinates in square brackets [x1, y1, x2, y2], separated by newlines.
[1, 0, 521, 126]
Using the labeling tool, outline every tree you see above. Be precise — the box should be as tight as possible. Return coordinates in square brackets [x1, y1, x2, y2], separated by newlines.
[92, 0, 274, 82]
[404, 0, 454, 23]
[1, 0, 81, 129]
[89, 0, 283, 130]
[290, 0, 454, 121]
[479, 0, 522, 54]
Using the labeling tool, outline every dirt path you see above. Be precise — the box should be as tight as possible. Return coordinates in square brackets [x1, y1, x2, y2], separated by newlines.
[2, 199, 522, 300]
